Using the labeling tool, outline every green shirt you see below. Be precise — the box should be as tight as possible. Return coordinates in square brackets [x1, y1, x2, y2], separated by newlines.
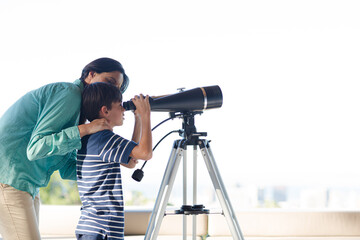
[0, 79, 84, 198]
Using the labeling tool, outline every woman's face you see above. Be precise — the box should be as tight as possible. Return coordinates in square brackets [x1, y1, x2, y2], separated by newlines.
[88, 71, 124, 89]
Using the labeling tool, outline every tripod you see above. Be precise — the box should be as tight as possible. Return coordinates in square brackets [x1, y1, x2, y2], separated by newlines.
[144, 112, 245, 240]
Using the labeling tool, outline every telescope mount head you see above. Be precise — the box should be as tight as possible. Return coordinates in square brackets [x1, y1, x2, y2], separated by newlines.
[176, 111, 207, 145]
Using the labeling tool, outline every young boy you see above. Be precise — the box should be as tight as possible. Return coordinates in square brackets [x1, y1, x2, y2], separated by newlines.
[75, 82, 152, 240]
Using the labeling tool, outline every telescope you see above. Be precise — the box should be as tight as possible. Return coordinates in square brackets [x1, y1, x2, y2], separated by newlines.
[122, 85, 223, 112]
[127, 85, 243, 239]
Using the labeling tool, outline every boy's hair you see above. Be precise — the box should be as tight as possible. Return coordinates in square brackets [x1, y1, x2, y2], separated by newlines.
[81, 82, 123, 122]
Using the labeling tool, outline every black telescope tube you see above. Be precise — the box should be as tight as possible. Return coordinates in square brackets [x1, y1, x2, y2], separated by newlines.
[122, 85, 223, 112]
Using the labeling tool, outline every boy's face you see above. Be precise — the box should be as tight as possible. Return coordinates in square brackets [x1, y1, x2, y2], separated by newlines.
[105, 101, 125, 128]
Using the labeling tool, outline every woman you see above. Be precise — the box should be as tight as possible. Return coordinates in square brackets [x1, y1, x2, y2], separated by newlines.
[0, 57, 129, 240]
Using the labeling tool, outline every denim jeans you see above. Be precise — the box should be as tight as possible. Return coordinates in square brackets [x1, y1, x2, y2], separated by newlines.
[76, 234, 108, 240]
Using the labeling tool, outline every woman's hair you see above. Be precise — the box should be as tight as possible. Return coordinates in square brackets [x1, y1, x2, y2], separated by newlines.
[80, 57, 129, 93]
[81, 82, 123, 122]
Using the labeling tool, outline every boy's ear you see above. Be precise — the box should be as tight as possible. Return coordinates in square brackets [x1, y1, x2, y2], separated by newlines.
[99, 106, 109, 117]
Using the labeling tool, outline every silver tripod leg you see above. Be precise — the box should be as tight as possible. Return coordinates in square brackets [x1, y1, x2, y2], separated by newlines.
[192, 145, 197, 240]
[199, 140, 245, 240]
[145, 140, 186, 240]
[183, 144, 187, 240]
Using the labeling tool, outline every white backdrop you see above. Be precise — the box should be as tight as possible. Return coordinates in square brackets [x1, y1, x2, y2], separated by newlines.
[1, 0, 360, 204]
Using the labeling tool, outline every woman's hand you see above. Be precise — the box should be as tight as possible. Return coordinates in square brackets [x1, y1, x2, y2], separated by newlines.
[78, 118, 112, 138]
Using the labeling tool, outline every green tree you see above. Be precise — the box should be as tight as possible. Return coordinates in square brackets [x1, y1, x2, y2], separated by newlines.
[40, 171, 81, 205]
[125, 191, 150, 206]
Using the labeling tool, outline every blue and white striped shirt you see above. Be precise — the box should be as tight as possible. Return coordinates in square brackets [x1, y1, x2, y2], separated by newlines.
[76, 130, 137, 239]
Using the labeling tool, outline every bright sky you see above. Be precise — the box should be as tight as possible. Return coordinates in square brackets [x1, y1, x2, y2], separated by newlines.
[1, 0, 360, 190]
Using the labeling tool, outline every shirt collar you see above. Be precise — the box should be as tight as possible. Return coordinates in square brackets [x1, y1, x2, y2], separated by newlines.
[73, 79, 85, 92]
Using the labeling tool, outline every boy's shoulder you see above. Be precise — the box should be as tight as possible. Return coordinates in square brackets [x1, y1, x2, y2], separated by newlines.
[92, 129, 114, 136]
[79, 130, 116, 155]
[86, 129, 115, 142]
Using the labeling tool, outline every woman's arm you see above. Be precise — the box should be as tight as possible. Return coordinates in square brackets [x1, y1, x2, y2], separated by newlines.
[58, 151, 77, 180]
[26, 85, 111, 161]
[26, 87, 82, 161]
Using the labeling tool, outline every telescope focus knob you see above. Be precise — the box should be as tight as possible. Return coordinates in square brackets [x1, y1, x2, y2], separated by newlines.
[177, 87, 186, 92]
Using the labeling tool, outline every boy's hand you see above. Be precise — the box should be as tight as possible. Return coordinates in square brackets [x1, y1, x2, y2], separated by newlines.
[129, 158, 139, 167]
[78, 118, 112, 138]
[132, 94, 151, 117]
[121, 158, 139, 169]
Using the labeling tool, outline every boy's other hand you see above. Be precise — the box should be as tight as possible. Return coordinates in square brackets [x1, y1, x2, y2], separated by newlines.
[121, 158, 139, 169]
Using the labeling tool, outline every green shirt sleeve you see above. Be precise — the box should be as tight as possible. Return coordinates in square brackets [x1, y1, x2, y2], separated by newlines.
[26, 84, 82, 161]
[59, 150, 77, 180]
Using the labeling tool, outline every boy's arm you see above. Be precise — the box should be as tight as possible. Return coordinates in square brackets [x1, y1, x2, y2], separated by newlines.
[99, 131, 137, 163]
[131, 113, 141, 143]
[128, 113, 141, 164]
[129, 95, 152, 161]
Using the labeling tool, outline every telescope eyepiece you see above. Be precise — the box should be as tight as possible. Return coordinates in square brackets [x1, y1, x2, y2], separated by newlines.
[122, 100, 136, 111]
